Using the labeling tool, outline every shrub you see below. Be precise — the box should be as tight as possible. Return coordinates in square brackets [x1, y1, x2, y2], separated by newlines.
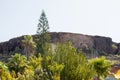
[54, 42, 95, 80]
[0, 62, 13, 80]
[7, 53, 28, 76]
[89, 56, 111, 80]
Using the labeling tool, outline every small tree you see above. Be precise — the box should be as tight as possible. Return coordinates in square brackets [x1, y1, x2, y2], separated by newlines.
[22, 35, 36, 59]
[36, 10, 51, 55]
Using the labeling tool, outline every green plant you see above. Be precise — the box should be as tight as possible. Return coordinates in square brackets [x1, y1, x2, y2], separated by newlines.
[28, 55, 42, 70]
[48, 62, 64, 80]
[7, 53, 28, 76]
[36, 10, 51, 56]
[16, 68, 34, 80]
[54, 42, 95, 80]
[22, 35, 36, 59]
[89, 56, 111, 80]
[0, 62, 13, 80]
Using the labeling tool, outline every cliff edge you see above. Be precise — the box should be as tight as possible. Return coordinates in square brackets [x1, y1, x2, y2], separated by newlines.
[0, 32, 119, 55]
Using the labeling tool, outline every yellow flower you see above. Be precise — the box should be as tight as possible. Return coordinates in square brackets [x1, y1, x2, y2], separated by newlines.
[115, 70, 120, 79]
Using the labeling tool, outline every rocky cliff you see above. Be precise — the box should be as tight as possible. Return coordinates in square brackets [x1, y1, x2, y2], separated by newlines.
[0, 32, 119, 55]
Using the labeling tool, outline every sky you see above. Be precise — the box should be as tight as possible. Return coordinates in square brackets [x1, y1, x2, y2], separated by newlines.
[0, 0, 120, 42]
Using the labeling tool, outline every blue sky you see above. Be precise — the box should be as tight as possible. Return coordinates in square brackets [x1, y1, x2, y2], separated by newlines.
[0, 0, 120, 42]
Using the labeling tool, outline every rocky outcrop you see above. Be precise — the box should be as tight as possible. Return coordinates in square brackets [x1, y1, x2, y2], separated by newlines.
[0, 32, 119, 55]
[93, 36, 112, 54]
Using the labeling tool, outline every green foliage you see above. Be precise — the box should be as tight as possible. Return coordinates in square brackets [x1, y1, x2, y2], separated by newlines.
[28, 55, 42, 70]
[0, 62, 13, 80]
[36, 10, 51, 55]
[37, 10, 49, 34]
[22, 35, 36, 59]
[28, 54, 46, 80]
[0, 41, 112, 80]
[89, 56, 111, 80]
[48, 62, 64, 80]
[7, 53, 28, 75]
[43, 43, 54, 56]
[16, 68, 34, 80]
[74, 63, 95, 80]
[54, 42, 95, 80]
[0, 61, 9, 72]
[41, 55, 54, 80]
[34, 67, 44, 80]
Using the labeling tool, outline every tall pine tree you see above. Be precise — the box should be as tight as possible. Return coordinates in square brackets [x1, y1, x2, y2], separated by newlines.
[36, 10, 51, 55]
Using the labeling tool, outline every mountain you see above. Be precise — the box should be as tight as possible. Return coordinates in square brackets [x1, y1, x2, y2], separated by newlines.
[0, 32, 120, 56]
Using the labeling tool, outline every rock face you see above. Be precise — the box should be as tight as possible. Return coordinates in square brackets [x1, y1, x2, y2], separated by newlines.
[0, 32, 119, 55]
[93, 36, 112, 54]
[0, 36, 24, 54]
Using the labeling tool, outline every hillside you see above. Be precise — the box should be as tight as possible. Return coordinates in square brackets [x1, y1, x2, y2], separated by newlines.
[1, 32, 120, 74]
[0, 32, 120, 56]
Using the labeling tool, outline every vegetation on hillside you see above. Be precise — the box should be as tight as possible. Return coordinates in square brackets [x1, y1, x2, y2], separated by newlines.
[0, 11, 117, 80]
[0, 42, 112, 80]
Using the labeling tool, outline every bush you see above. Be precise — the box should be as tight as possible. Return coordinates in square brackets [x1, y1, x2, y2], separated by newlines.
[0, 62, 13, 80]
[89, 56, 111, 80]
[7, 53, 28, 76]
[54, 42, 95, 80]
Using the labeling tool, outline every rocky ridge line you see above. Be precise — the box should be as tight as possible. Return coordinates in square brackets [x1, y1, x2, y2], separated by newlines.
[0, 32, 119, 55]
